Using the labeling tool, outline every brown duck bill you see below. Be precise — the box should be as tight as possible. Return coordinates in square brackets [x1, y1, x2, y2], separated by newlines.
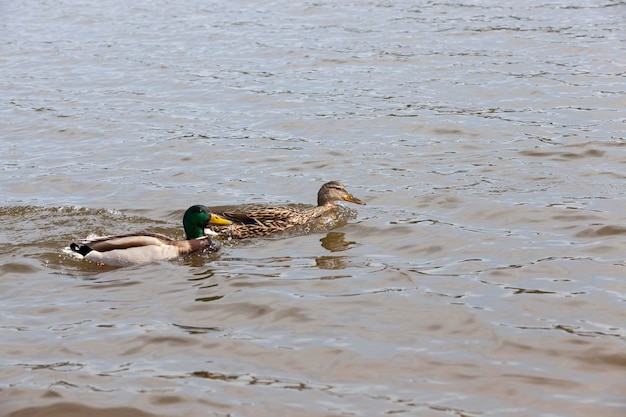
[344, 194, 365, 205]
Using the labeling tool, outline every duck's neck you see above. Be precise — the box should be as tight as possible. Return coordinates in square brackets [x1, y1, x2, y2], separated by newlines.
[184, 225, 205, 240]
[307, 204, 335, 218]
[317, 198, 337, 207]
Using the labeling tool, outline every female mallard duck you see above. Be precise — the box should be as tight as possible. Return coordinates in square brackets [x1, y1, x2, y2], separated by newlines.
[208, 181, 365, 239]
[69, 205, 232, 266]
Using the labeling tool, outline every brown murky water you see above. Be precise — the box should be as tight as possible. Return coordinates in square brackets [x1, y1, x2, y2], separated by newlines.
[1, 1, 625, 416]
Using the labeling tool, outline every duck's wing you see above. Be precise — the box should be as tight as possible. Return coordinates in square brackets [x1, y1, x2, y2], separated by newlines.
[217, 206, 302, 225]
[81, 233, 174, 252]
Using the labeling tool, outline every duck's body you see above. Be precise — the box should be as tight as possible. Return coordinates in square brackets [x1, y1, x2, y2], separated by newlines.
[70, 232, 221, 267]
[70, 205, 231, 266]
[208, 181, 365, 239]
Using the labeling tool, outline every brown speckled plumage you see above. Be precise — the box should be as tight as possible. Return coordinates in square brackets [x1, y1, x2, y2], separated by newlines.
[208, 181, 365, 239]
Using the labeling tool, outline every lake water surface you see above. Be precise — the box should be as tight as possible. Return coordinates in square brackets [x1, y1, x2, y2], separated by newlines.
[1, 1, 625, 416]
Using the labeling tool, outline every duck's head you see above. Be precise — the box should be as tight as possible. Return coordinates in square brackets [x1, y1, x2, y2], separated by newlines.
[317, 181, 366, 206]
[183, 205, 232, 239]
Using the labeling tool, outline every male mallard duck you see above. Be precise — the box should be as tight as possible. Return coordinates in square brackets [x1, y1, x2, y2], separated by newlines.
[69, 205, 232, 266]
[208, 181, 365, 239]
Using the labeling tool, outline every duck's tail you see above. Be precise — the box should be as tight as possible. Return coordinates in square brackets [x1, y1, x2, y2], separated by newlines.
[70, 243, 92, 256]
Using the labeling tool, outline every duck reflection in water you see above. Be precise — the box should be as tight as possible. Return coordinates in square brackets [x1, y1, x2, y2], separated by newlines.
[316, 232, 358, 270]
[320, 231, 357, 252]
[315, 256, 347, 270]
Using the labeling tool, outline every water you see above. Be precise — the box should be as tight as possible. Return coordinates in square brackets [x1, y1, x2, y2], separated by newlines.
[1, 1, 625, 416]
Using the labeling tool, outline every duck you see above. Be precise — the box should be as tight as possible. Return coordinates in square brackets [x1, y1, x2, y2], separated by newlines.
[207, 181, 365, 239]
[69, 205, 232, 266]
